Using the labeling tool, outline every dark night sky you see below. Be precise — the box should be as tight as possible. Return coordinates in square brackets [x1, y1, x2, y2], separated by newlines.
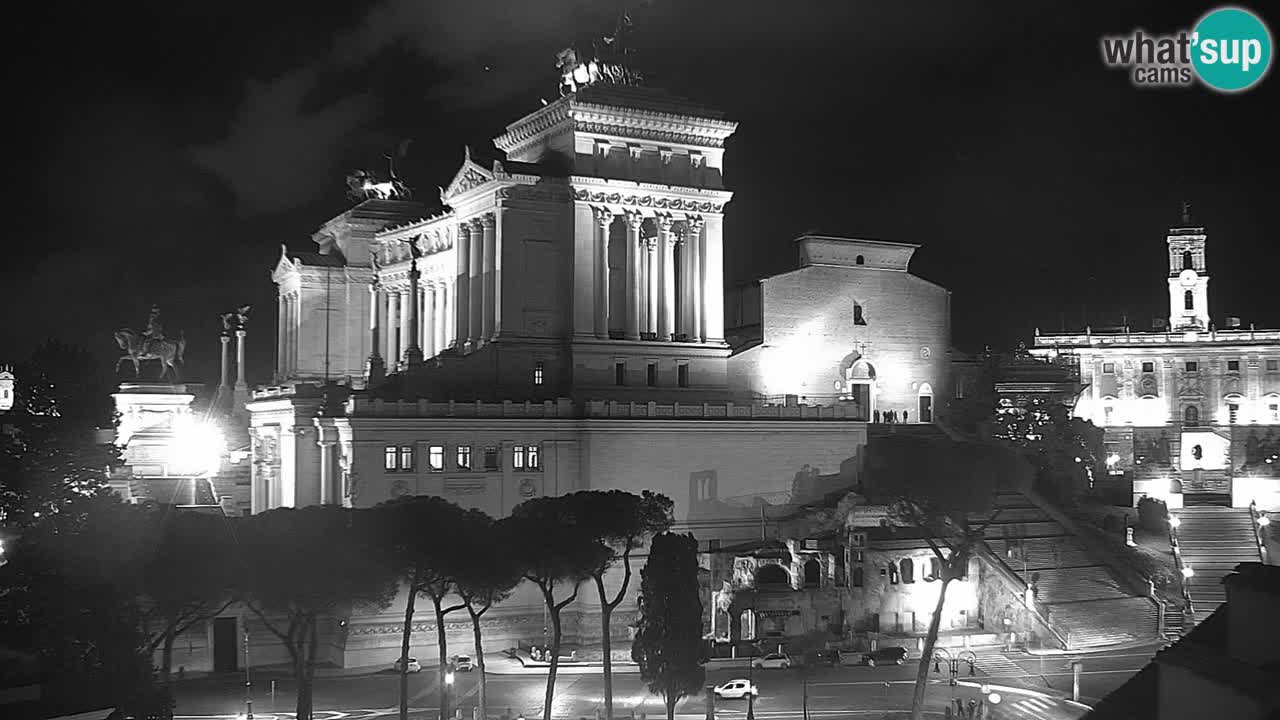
[8, 0, 1280, 393]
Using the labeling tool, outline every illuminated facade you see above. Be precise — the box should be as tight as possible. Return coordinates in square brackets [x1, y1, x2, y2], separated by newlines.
[0, 366, 12, 412]
[1032, 217, 1280, 510]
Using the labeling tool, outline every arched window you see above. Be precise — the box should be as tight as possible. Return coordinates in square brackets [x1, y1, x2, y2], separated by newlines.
[803, 559, 821, 588]
[900, 558, 915, 584]
[855, 255, 865, 265]
[1184, 405, 1199, 426]
[1184, 290, 1194, 310]
[852, 567, 864, 587]
[1183, 250, 1194, 270]
[853, 304, 867, 326]
[756, 563, 790, 588]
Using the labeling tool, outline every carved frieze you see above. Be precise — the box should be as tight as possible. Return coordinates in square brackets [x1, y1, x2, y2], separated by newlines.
[497, 185, 572, 203]
[572, 189, 723, 213]
[573, 121, 727, 148]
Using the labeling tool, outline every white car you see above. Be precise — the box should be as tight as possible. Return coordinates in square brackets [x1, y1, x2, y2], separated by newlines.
[454, 655, 474, 672]
[714, 679, 759, 699]
[752, 653, 792, 669]
[394, 657, 423, 673]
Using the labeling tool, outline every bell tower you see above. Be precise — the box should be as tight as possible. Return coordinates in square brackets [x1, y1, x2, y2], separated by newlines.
[0, 366, 14, 411]
[1167, 202, 1210, 330]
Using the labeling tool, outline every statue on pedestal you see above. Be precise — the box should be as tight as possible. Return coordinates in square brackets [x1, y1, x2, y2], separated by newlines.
[115, 305, 186, 382]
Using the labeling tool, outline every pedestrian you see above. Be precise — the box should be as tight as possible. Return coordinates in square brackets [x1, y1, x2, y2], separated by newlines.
[903, 410, 909, 423]
[874, 409, 881, 423]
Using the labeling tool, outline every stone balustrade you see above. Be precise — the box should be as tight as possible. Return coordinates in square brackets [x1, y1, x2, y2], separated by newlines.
[346, 397, 575, 417]
[1035, 328, 1280, 346]
[338, 396, 867, 420]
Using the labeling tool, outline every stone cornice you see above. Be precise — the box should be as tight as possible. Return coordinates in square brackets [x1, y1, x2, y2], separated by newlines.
[570, 177, 730, 215]
[494, 102, 573, 154]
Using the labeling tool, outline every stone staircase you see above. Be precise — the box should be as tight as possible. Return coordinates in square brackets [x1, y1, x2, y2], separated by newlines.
[1181, 469, 1233, 506]
[1172, 506, 1262, 624]
[981, 492, 1161, 650]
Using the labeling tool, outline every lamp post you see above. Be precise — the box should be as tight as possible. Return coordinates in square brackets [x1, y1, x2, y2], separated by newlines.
[243, 627, 253, 720]
[445, 663, 456, 720]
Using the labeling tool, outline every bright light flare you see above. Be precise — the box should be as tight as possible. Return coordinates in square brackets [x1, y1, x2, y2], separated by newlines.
[445, 671, 455, 685]
[169, 416, 225, 476]
[1106, 453, 1121, 467]
[1169, 515, 1181, 529]
[987, 693, 1002, 705]
[1258, 515, 1271, 527]
[1181, 566, 1194, 579]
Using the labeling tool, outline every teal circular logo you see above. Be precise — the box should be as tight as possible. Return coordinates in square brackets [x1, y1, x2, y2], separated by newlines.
[1192, 7, 1273, 92]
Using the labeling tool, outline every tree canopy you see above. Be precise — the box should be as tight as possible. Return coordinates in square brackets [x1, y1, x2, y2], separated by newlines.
[632, 532, 705, 720]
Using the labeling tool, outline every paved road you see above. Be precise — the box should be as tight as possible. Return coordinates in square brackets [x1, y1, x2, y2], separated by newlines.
[169, 645, 1160, 720]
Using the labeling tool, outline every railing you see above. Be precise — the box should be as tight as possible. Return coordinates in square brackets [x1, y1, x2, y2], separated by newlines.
[974, 543, 1070, 650]
[1250, 500, 1269, 562]
[583, 399, 867, 420]
[347, 397, 575, 417]
[1168, 518, 1196, 621]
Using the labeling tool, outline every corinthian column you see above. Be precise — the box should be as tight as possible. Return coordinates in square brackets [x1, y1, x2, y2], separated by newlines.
[658, 216, 677, 341]
[423, 281, 436, 358]
[480, 213, 496, 342]
[468, 218, 484, 349]
[404, 254, 423, 368]
[386, 290, 400, 364]
[686, 216, 705, 343]
[366, 284, 385, 385]
[455, 223, 472, 351]
[624, 212, 643, 341]
[593, 207, 613, 338]
[645, 237, 659, 336]
[276, 295, 286, 381]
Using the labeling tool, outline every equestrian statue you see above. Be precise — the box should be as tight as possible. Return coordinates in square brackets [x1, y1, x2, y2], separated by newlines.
[115, 305, 187, 382]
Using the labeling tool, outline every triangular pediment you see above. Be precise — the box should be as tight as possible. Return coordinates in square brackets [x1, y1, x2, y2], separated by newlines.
[441, 147, 495, 203]
[271, 244, 298, 283]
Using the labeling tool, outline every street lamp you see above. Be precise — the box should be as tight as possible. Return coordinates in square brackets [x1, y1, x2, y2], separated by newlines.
[1169, 515, 1181, 529]
[1181, 566, 1195, 579]
[445, 663, 456, 720]
[243, 628, 253, 720]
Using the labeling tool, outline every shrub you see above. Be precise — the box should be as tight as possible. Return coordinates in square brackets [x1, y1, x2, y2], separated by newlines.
[1137, 497, 1169, 532]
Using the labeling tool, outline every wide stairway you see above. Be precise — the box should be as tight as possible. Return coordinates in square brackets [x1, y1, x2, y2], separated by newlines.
[983, 492, 1160, 649]
[1173, 505, 1262, 624]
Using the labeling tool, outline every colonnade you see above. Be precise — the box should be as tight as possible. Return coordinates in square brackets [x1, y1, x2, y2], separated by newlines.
[593, 210, 708, 342]
[277, 291, 300, 378]
[369, 277, 458, 368]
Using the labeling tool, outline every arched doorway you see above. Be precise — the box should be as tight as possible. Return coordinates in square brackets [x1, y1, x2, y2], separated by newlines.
[803, 559, 821, 588]
[844, 358, 877, 420]
[756, 563, 791, 589]
[917, 382, 934, 423]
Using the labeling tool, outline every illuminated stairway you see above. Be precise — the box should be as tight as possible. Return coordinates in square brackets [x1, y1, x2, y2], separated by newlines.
[1172, 506, 1261, 624]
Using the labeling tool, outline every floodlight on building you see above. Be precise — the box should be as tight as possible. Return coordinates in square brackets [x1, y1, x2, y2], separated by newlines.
[1106, 453, 1121, 467]
[1169, 515, 1181, 529]
[1181, 566, 1194, 579]
[169, 416, 225, 476]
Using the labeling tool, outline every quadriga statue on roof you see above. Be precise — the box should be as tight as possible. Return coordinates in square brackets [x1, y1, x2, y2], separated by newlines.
[115, 305, 186, 382]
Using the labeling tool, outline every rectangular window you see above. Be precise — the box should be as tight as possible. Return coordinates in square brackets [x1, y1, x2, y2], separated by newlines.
[1103, 406, 1114, 425]
[1102, 362, 1115, 374]
[533, 361, 544, 386]
[1228, 404, 1239, 424]
[428, 445, 444, 472]
[513, 445, 525, 469]
[1270, 404, 1279, 423]
[1268, 359, 1279, 371]
[647, 362, 658, 387]
[677, 364, 690, 388]
[615, 361, 626, 386]
[484, 446, 499, 471]
[384, 446, 397, 471]
[1227, 360, 1240, 372]
[1142, 361, 1155, 373]
[456, 445, 472, 470]
[527, 444, 541, 470]
[1185, 361, 1198, 372]
[398, 446, 414, 471]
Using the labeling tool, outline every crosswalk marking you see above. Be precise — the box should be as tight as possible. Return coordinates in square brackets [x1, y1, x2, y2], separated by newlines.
[1010, 696, 1058, 717]
[973, 652, 1024, 677]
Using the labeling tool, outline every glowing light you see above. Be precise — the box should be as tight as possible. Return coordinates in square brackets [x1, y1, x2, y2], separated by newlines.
[1181, 566, 1194, 579]
[1258, 515, 1271, 527]
[169, 416, 225, 476]
[1106, 453, 1121, 467]
[1169, 515, 1181, 529]
[987, 693, 1002, 705]
[445, 671, 455, 685]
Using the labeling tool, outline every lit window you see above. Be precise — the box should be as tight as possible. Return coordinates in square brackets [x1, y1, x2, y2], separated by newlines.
[1267, 359, 1279, 372]
[533, 361, 544, 386]
[647, 362, 658, 387]
[1270, 404, 1279, 422]
[1103, 406, 1114, 425]
[1228, 404, 1239, 424]
[456, 446, 472, 470]
[398, 446, 414, 471]
[384, 446, 397, 471]
[513, 445, 525, 469]
[615, 361, 626, 386]
[527, 444, 540, 470]
[1103, 363, 1115, 374]
[484, 446, 499, 471]
[1142, 362, 1154, 373]
[1185, 361, 1198, 372]
[1227, 360, 1240, 372]
[428, 445, 444, 472]
[678, 364, 690, 388]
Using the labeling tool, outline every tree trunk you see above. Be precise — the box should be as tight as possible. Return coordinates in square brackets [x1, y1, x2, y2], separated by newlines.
[470, 607, 488, 720]
[400, 585, 419, 720]
[596, 578, 615, 720]
[542, 589, 563, 720]
[910, 577, 953, 720]
[160, 627, 176, 687]
[433, 596, 450, 720]
[665, 692, 677, 720]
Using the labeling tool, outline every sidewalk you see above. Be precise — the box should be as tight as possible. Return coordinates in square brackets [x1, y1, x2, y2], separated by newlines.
[1020, 637, 1168, 657]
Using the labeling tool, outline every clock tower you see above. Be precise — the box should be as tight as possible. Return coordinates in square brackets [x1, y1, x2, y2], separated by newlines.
[1166, 203, 1209, 331]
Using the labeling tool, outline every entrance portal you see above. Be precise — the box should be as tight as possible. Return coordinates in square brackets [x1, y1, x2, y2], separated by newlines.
[917, 382, 934, 423]
[213, 616, 239, 672]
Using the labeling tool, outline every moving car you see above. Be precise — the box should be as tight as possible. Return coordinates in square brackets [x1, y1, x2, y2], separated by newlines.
[861, 647, 908, 667]
[713, 679, 759, 699]
[394, 656, 423, 673]
[752, 653, 793, 669]
[454, 655, 475, 672]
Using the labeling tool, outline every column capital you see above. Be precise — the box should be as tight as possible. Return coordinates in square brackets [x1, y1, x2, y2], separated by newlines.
[643, 236, 659, 252]
[592, 206, 614, 228]
[458, 220, 474, 236]
[685, 215, 705, 235]
[656, 214, 676, 232]
[625, 211, 645, 231]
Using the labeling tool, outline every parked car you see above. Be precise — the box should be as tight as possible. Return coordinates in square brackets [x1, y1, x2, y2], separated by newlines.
[713, 679, 759, 699]
[394, 656, 423, 673]
[454, 655, 474, 672]
[814, 650, 841, 666]
[861, 647, 908, 667]
[752, 652, 793, 669]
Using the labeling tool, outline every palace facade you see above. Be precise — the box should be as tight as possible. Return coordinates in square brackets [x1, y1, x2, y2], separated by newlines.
[1031, 216, 1280, 510]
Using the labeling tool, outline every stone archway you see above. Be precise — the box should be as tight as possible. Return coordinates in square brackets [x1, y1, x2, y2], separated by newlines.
[917, 382, 934, 423]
